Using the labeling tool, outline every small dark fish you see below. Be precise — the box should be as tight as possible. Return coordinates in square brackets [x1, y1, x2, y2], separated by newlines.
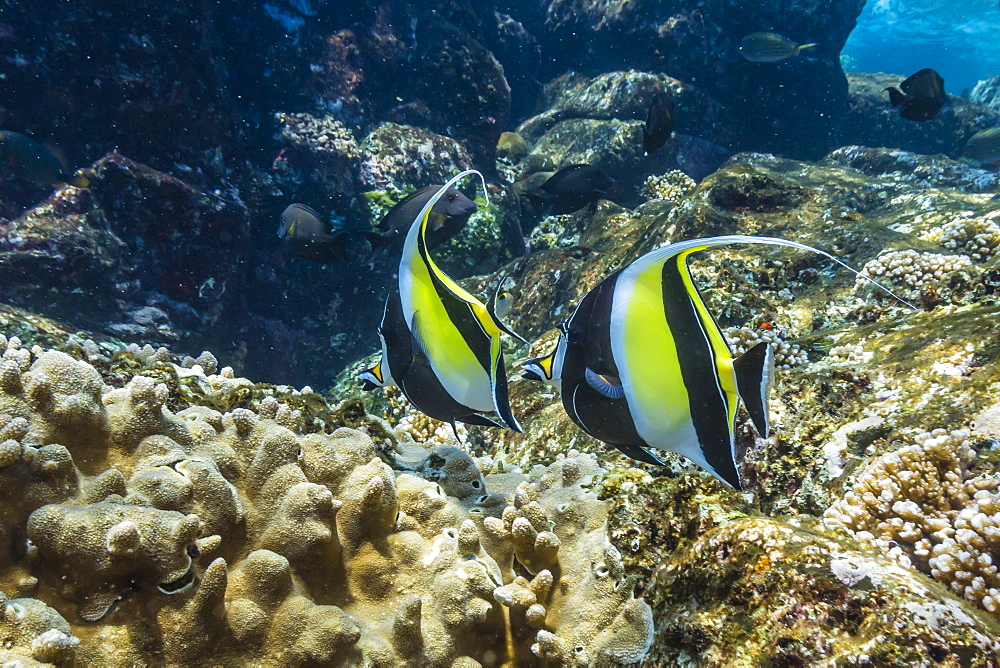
[0, 130, 89, 187]
[886, 68, 946, 122]
[965, 128, 1000, 164]
[739, 32, 817, 63]
[524, 164, 615, 215]
[277, 203, 353, 263]
[277, 203, 328, 242]
[279, 186, 478, 264]
[375, 185, 477, 249]
[643, 95, 674, 154]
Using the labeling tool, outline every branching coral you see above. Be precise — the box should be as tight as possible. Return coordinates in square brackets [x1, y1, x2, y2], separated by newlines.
[640, 170, 696, 202]
[724, 325, 808, 369]
[856, 249, 973, 299]
[824, 429, 1000, 617]
[924, 215, 1000, 262]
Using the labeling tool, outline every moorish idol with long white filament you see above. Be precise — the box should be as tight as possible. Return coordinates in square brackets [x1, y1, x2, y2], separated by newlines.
[521, 235, 913, 489]
[359, 170, 528, 432]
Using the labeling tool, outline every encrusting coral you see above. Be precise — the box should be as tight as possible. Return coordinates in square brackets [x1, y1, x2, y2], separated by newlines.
[0, 335, 651, 666]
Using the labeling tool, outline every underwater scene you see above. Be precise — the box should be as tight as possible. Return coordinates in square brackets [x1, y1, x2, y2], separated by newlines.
[3, 0, 1000, 665]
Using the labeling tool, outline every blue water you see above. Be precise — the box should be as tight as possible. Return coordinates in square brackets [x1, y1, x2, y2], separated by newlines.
[843, 0, 1000, 93]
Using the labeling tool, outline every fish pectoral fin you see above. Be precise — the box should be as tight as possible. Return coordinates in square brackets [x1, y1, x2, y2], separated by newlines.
[584, 367, 625, 399]
[490, 333, 523, 433]
[733, 341, 774, 438]
[613, 443, 666, 467]
[521, 352, 555, 383]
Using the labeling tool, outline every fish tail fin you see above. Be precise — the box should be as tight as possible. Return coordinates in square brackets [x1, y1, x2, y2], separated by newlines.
[489, 333, 522, 432]
[886, 86, 906, 109]
[798, 42, 818, 54]
[457, 413, 506, 429]
[733, 341, 775, 438]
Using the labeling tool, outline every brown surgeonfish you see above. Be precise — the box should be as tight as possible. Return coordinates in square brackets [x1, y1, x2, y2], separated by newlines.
[277, 203, 365, 263]
[374, 185, 478, 249]
[0, 131, 89, 187]
[886, 68, 946, 121]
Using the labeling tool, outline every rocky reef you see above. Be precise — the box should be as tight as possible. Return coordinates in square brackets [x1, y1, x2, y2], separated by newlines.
[4, 0, 1000, 665]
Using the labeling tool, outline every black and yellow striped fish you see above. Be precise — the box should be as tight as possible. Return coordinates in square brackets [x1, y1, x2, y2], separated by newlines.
[521, 235, 854, 489]
[360, 170, 527, 432]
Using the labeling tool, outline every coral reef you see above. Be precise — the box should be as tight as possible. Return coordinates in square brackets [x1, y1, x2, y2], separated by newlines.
[647, 516, 1000, 665]
[724, 325, 808, 369]
[640, 170, 697, 203]
[824, 429, 1000, 617]
[0, 335, 650, 665]
[857, 249, 974, 300]
[923, 215, 1000, 262]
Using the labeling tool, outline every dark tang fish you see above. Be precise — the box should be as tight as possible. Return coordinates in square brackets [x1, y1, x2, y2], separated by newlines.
[886, 68, 946, 122]
[521, 235, 874, 489]
[738, 32, 817, 63]
[0, 130, 88, 187]
[359, 170, 526, 432]
[643, 94, 674, 155]
[374, 185, 478, 250]
[525, 164, 614, 215]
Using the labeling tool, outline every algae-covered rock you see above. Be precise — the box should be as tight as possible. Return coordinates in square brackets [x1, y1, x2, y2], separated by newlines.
[357, 123, 474, 194]
[648, 517, 1000, 665]
[971, 75, 1000, 112]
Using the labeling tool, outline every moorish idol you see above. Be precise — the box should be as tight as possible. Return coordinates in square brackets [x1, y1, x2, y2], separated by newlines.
[520, 235, 911, 489]
[359, 170, 528, 432]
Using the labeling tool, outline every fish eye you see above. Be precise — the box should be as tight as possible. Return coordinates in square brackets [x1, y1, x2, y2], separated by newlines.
[447, 193, 456, 202]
